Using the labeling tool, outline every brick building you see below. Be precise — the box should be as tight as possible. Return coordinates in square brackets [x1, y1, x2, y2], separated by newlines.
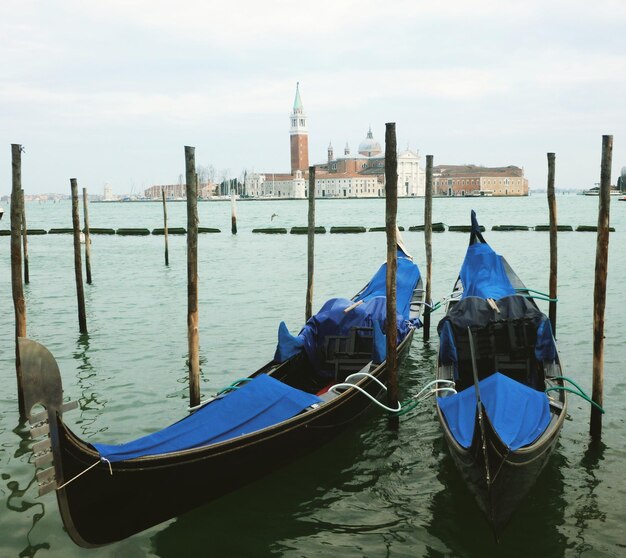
[433, 165, 528, 197]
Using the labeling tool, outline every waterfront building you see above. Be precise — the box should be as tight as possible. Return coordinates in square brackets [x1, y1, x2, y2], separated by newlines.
[244, 85, 425, 199]
[143, 182, 216, 200]
[245, 171, 306, 198]
[315, 129, 425, 198]
[314, 172, 381, 198]
[618, 166, 626, 191]
[433, 165, 529, 197]
[103, 184, 115, 201]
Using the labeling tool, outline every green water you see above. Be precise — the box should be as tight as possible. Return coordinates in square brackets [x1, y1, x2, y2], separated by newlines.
[1, 196, 624, 557]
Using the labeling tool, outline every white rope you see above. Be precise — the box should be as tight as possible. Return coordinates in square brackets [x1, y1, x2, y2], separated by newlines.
[411, 379, 456, 401]
[328, 382, 401, 412]
[343, 371, 388, 391]
[55, 457, 113, 491]
[327, 374, 458, 414]
[56, 460, 99, 490]
[188, 396, 216, 412]
[432, 387, 457, 396]
[101, 457, 113, 475]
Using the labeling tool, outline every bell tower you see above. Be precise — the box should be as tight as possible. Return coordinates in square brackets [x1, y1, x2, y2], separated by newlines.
[290, 82, 309, 174]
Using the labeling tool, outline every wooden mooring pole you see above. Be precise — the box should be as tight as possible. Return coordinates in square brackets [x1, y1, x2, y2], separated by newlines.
[231, 188, 238, 235]
[11, 144, 27, 420]
[82, 187, 92, 284]
[186, 146, 201, 407]
[385, 123, 399, 414]
[305, 166, 316, 321]
[423, 155, 433, 342]
[21, 189, 29, 285]
[547, 153, 557, 335]
[162, 187, 169, 266]
[590, 135, 612, 439]
[71, 179, 88, 333]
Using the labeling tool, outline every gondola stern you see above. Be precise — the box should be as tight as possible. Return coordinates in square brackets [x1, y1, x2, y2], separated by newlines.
[18, 337, 94, 547]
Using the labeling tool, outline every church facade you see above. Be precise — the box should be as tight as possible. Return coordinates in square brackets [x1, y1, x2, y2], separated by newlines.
[244, 84, 425, 199]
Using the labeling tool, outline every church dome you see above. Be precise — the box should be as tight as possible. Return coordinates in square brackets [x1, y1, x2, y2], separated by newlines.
[358, 127, 382, 157]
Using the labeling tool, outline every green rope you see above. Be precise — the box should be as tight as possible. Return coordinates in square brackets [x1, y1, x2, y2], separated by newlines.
[515, 288, 558, 303]
[523, 295, 558, 302]
[549, 376, 605, 414]
[551, 375, 587, 396]
[429, 301, 442, 313]
[516, 288, 550, 297]
[392, 398, 420, 416]
[546, 386, 605, 414]
[216, 377, 253, 396]
[546, 375, 605, 414]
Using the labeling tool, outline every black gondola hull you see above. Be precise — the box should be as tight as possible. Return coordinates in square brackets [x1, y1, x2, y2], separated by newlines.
[50, 330, 415, 547]
[436, 401, 565, 533]
[434, 212, 567, 532]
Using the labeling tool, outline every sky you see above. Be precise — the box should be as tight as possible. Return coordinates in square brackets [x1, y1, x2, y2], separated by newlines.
[1, 0, 625, 195]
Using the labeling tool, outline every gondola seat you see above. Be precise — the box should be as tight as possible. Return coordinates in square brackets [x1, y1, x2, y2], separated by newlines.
[438, 296, 557, 392]
[323, 326, 375, 380]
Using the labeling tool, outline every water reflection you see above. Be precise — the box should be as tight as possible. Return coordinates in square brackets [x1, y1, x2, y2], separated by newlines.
[169, 352, 210, 402]
[149, 425, 369, 557]
[72, 333, 108, 437]
[569, 440, 607, 557]
[7, 422, 50, 557]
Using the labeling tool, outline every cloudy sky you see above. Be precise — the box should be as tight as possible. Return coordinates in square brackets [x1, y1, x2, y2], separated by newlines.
[1, 0, 625, 195]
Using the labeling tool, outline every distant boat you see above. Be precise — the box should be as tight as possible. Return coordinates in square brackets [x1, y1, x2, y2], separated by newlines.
[582, 186, 622, 196]
[0, 206, 4, 220]
[619, 196, 626, 202]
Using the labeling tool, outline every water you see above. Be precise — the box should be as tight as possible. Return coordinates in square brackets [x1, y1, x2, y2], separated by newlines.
[1, 195, 624, 557]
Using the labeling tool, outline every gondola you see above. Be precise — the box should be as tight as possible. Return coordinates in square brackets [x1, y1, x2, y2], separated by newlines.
[21, 245, 424, 548]
[435, 211, 567, 533]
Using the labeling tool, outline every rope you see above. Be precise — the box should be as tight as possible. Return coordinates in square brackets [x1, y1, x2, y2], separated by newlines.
[216, 378, 253, 396]
[328, 374, 457, 415]
[521, 294, 558, 303]
[425, 291, 462, 315]
[188, 377, 254, 411]
[546, 375, 605, 413]
[328, 382, 401, 412]
[394, 386, 457, 416]
[515, 288, 558, 303]
[412, 379, 457, 401]
[328, 371, 399, 412]
[546, 386, 605, 414]
[55, 457, 113, 491]
[328, 372, 456, 416]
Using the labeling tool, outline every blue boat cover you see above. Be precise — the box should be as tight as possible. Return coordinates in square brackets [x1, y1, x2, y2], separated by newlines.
[93, 374, 322, 462]
[274, 253, 421, 371]
[460, 242, 516, 300]
[351, 252, 420, 322]
[437, 372, 551, 451]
